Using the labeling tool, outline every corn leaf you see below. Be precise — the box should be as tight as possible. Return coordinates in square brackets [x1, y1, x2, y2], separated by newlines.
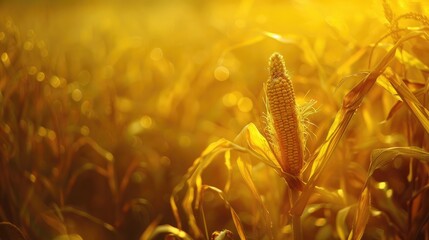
[236, 155, 263, 206]
[377, 42, 429, 72]
[203, 185, 247, 240]
[230, 208, 247, 240]
[171, 124, 280, 238]
[383, 68, 429, 133]
[368, 146, 429, 178]
[171, 138, 238, 237]
[292, 31, 424, 217]
[224, 150, 233, 194]
[0, 222, 26, 240]
[235, 154, 272, 235]
[39, 211, 67, 235]
[314, 186, 347, 207]
[376, 74, 399, 100]
[349, 146, 429, 240]
[336, 206, 352, 240]
[142, 224, 192, 240]
[59, 206, 116, 232]
[234, 123, 281, 171]
[349, 188, 370, 240]
[395, 48, 429, 71]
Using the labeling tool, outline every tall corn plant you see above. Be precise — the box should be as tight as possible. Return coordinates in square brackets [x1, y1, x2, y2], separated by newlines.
[145, 7, 429, 240]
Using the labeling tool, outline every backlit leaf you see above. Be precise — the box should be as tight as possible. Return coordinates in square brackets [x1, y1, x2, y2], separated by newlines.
[293, 31, 424, 217]
[171, 138, 237, 237]
[234, 123, 281, 171]
[202, 186, 247, 240]
[368, 146, 429, 178]
[383, 68, 429, 133]
[336, 206, 352, 240]
[143, 224, 192, 240]
[230, 207, 247, 240]
[349, 188, 370, 240]
[395, 48, 429, 71]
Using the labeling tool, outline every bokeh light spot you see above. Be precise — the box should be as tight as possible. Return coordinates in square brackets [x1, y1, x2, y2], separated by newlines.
[105, 152, 114, 162]
[150, 48, 163, 61]
[81, 100, 92, 115]
[28, 66, 37, 75]
[47, 130, 56, 140]
[50, 76, 61, 88]
[386, 189, 393, 198]
[222, 91, 242, 107]
[4, 124, 11, 134]
[139, 115, 153, 129]
[214, 66, 230, 81]
[1, 52, 10, 67]
[37, 126, 47, 137]
[28, 173, 36, 183]
[307, 206, 317, 213]
[315, 218, 327, 227]
[72, 88, 83, 102]
[24, 41, 34, 51]
[377, 182, 387, 189]
[36, 72, 45, 82]
[237, 97, 253, 112]
[132, 172, 145, 183]
[80, 125, 90, 136]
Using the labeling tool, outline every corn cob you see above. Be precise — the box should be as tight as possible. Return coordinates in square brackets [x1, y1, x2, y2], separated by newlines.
[266, 53, 304, 176]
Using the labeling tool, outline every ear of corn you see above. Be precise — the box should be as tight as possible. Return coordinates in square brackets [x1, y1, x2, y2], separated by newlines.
[266, 52, 304, 176]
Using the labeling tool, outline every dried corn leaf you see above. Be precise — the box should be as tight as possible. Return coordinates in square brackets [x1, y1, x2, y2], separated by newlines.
[383, 68, 429, 133]
[376, 74, 399, 100]
[349, 188, 370, 240]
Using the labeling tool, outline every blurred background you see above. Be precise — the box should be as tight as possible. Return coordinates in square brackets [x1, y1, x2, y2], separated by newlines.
[1, 0, 428, 239]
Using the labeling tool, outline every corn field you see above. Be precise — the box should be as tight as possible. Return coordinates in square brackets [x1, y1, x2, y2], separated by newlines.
[0, 0, 429, 239]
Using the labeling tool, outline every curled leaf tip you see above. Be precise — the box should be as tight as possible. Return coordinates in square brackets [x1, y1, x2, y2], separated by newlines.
[269, 52, 288, 80]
